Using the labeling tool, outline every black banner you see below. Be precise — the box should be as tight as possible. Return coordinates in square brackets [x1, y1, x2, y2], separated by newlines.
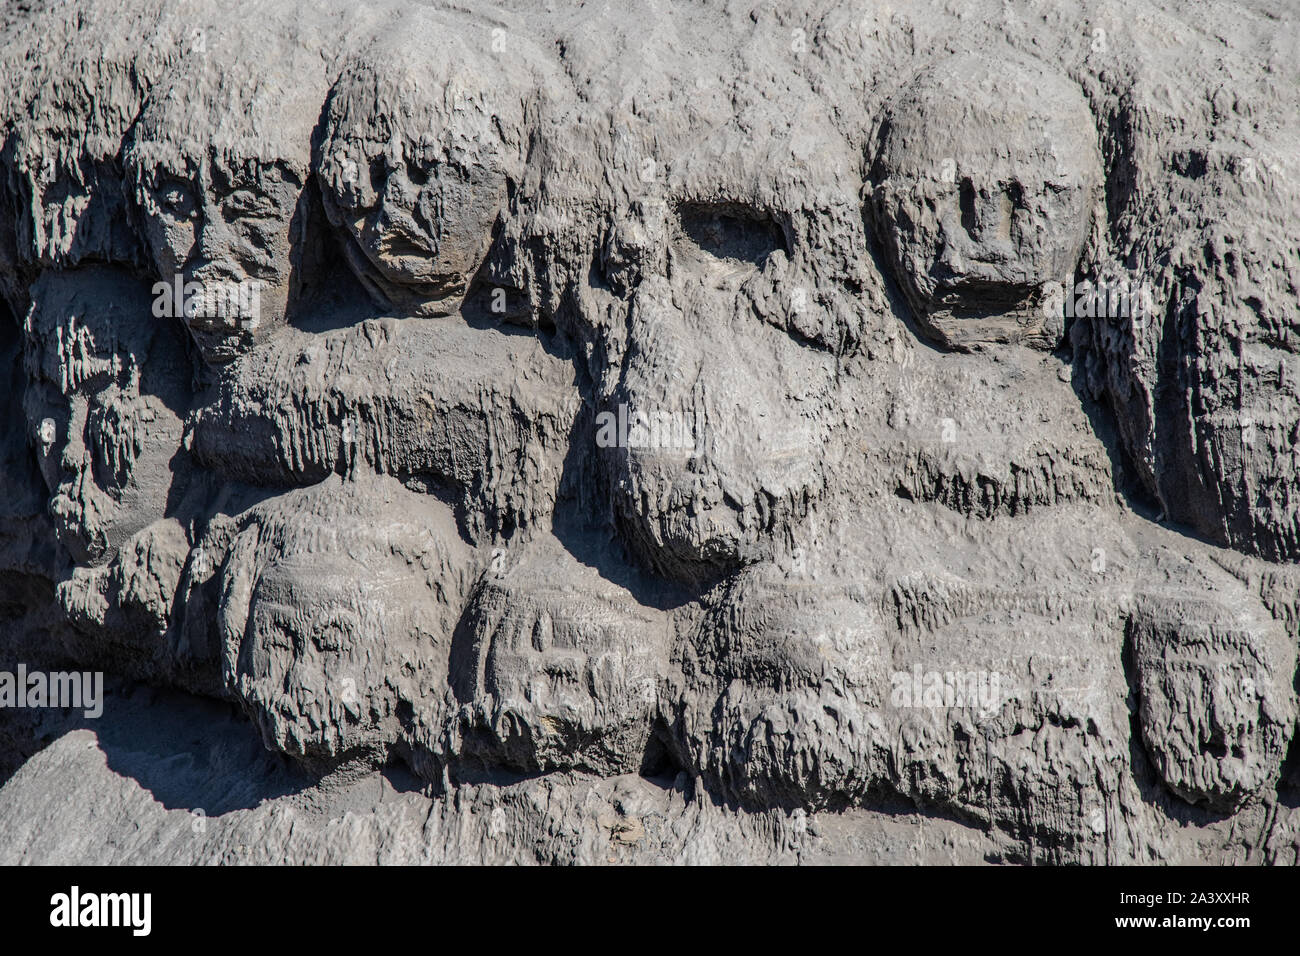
[2, 865, 1288, 943]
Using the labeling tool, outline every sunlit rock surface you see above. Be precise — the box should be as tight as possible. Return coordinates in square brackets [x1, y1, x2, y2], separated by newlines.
[2, 0, 1299, 865]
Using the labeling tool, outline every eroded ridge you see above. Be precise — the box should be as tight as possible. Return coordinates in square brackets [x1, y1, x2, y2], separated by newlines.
[0, 0, 1298, 865]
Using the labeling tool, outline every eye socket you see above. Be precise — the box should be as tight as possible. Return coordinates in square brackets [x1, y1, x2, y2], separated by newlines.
[224, 189, 268, 218]
[156, 181, 196, 218]
[676, 201, 788, 268]
[251, 612, 299, 654]
[403, 158, 430, 187]
[309, 606, 360, 653]
[368, 157, 390, 195]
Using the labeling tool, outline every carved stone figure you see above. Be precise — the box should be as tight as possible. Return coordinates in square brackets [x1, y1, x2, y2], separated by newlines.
[1, 0, 1298, 865]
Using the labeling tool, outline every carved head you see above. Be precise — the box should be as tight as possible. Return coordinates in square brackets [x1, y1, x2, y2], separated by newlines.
[315, 21, 533, 316]
[126, 29, 327, 364]
[870, 53, 1103, 349]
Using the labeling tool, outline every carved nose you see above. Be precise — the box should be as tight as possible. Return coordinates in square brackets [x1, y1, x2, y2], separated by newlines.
[938, 178, 1017, 271]
[194, 205, 237, 266]
[959, 178, 1014, 243]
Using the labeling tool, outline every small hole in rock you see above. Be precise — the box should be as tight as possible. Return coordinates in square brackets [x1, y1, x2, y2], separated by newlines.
[676, 201, 787, 268]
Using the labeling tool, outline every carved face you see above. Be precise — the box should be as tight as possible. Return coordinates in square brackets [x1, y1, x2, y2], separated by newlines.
[601, 237, 835, 587]
[315, 27, 531, 316]
[870, 54, 1103, 349]
[21, 269, 189, 563]
[6, 0, 1298, 864]
[218, 478, 472, 763]
[141, 164, 304, 365]
[583, 86, 868, 587]
[124, 30, 326, 365]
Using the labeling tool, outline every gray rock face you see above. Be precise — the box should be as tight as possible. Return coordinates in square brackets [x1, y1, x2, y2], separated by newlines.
[447, 532, 670, 776]
[2, 0, 1300, 866]
[315, 13, 543, 318]
[216, 475, 474, 767]
[869, 52, 1103, 349]
[1130, 583, 1296, 811]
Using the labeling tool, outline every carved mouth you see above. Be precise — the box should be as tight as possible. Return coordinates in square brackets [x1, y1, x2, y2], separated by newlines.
[932, 277, 1039, 317]
[675, 201, 788, 272]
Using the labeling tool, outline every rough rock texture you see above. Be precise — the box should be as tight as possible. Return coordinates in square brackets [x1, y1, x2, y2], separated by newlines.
[2, 0, 1300, 865]
[869, 51, 1104, 349]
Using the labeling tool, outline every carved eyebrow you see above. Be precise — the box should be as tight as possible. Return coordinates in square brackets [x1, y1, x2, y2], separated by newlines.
[266, 161, 305, 189]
